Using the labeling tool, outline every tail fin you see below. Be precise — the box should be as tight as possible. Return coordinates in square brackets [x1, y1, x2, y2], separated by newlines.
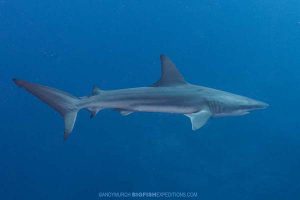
[13, 79, 80, 140]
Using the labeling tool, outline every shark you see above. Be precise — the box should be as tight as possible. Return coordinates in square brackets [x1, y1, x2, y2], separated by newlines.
[13, 55, 268, 140]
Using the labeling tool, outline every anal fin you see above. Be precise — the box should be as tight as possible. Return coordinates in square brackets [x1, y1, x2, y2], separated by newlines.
[120, 110, 134, 116]
[114, 109, 134, 116]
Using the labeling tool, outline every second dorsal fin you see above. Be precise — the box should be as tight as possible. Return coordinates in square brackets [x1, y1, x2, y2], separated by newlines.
[92, 85, 102, 95]
[153, 55, 187, 87]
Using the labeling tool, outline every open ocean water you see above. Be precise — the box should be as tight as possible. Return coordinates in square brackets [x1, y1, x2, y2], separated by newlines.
[1, 0, 300, 199]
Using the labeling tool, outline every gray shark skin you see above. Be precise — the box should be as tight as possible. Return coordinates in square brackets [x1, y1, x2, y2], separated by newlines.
[13, 55, 268, 140]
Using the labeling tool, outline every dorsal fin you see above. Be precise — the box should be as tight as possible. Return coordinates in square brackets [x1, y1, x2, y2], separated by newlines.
[153, 55, 187, 87]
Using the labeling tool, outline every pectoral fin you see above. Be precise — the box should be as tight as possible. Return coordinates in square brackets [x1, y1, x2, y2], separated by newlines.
[185, 110, 211, 131]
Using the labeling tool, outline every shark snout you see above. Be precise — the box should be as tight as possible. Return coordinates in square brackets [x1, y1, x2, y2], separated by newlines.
[256, 101, 269, 109]
[244, 99, 269, 111]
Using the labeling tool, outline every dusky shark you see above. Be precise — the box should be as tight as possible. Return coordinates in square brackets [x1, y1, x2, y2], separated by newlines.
[13, 55, 268, 140]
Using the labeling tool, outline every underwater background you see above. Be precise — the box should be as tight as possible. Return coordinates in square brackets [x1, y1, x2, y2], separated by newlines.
[1, 0, 300, 199]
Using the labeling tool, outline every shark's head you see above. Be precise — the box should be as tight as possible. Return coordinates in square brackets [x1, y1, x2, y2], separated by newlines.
[209, 91, 269, 117]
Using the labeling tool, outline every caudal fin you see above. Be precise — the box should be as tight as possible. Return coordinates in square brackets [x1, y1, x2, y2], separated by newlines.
[13, 79, 80, 140]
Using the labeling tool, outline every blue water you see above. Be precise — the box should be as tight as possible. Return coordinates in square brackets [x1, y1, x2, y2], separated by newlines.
[1, 0, 300, 199]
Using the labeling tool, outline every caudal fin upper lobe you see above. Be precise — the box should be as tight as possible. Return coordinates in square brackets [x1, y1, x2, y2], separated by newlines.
[13, 79, 80, 140]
